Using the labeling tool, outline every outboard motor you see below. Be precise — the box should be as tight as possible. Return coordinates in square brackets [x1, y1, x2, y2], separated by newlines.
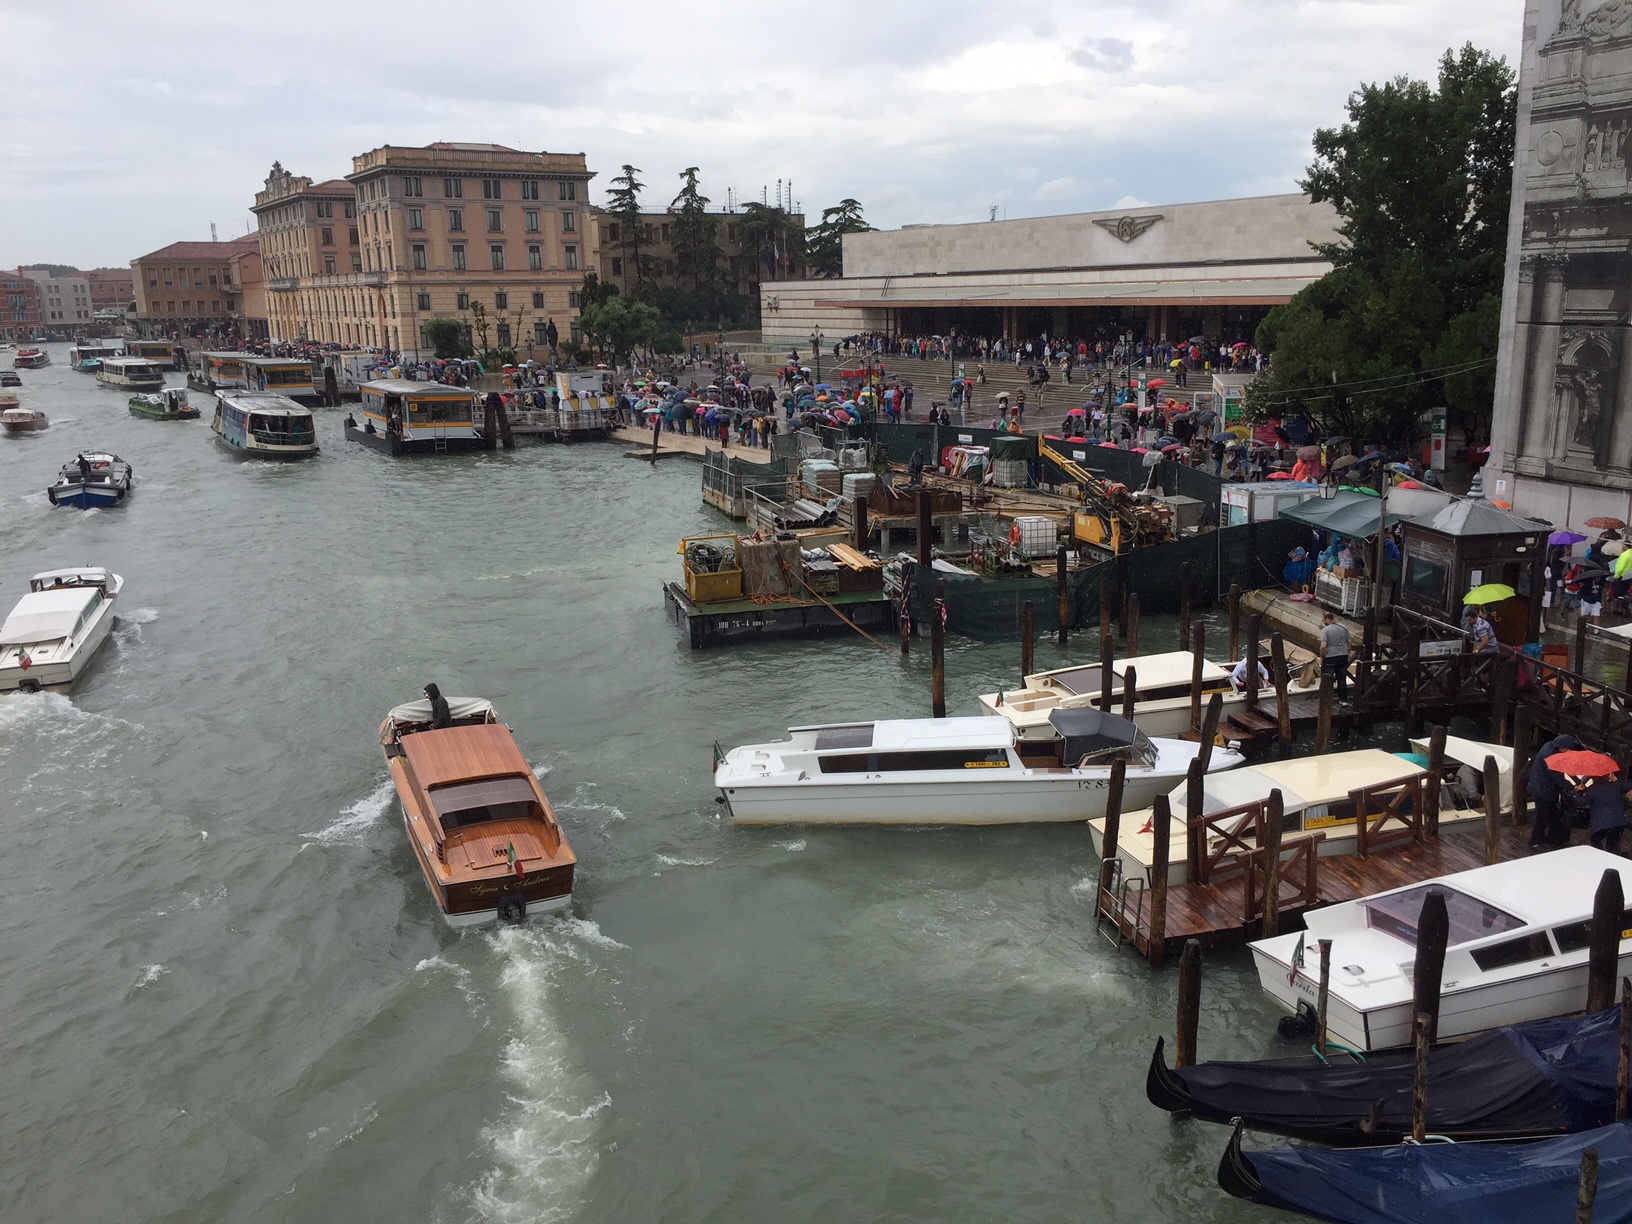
[497, 893, 527, 924]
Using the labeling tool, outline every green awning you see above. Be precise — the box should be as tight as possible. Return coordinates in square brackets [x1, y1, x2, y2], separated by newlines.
[1280, 490, 1411, 539]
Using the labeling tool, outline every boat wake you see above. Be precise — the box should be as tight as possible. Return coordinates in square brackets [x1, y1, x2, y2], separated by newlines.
[124, 607, 160, 624]
[127, 964, 168, 995]
[468, 920, 616, 1223]
[775, 839, 807, 853]
[655, 853, 717, 869]
[306, 777, 395, 846]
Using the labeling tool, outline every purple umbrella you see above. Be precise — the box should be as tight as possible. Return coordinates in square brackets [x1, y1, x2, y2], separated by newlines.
[1550, 530, 1587, 546]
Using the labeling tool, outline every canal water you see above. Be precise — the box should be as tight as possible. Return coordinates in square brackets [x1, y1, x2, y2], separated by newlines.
[2, 344, 1289, 1223]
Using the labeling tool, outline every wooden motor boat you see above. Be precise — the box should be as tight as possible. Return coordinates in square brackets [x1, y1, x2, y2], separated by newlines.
[0, 567, 123, 693]
[380, 696, 575, 926]
[129, 388, 198, 420]
[1250, 846, 1632, 1052]
[1, 406, 47, 434]
[715, 708, 1243, 825]
[47, 452, 133, 508]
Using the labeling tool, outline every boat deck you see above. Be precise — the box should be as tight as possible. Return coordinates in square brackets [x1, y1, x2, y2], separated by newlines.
[663, 581, 895, 649]
[1101, 826, 1536, 960]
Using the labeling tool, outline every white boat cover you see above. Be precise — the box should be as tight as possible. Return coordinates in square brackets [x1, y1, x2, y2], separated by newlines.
[0, 587, 100, 645]
[386, 696, 495, 724]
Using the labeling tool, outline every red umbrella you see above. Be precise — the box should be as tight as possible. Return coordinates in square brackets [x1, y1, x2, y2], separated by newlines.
[1146, 379, 1166, 389]
[1586, 517, 1628, 530]
[1099, 441, 1119, 449]
[1265, 471, 1294, 481]
[1546, 750, 1621, 778]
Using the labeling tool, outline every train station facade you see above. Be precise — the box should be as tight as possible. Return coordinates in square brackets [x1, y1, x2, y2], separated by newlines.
[758, 193, 1340, 346]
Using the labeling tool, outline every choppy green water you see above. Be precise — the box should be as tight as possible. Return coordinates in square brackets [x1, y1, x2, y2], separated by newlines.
[0, 343, 1287, 1222]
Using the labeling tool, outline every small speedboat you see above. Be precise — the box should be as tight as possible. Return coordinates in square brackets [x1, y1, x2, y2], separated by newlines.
[129, 388, 198, 420]
[0, 370, 21, 387]
[715, 707, 1242, 825]
[14, 347, 49, 370]
[0, 567, 123, 693]
[47, 452, 133, 508]
[380, 695, 576, 926]
[1, 404, 47, 434]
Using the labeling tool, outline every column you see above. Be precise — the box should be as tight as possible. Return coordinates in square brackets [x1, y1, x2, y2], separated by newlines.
[1610, 287, 1632, 476]
[1522, 260, 1567, 467]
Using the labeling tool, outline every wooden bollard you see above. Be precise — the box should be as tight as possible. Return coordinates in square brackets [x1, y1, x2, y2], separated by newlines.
[1020, 600, 1034, 683]
[1576, 613, 1590, 677]
[1097, 757, 1128, 908]
[1413, 889, 1449, 1044]
[1423, 724, 1447, 839]
[1411, 1011, 1431, 1144]
[1126, 591, 1141, 659]
[931, 579, 946, 718]
[1056, 543, 1069, 647]
[1618, 977, 1631, 1122]
[916, 487, 933, 566]
[1178, 562, 1192, 651]
[1405, 628, 1423, 741]
[1271, 633, 1292, 748]
[1315, 672, 1334, 754]
[1362, 606, 1378, 661]
[1577, 1147, 1600, 1224]
[1099, 571, 1113, 649]
[1588, 869, 1625, 1014]
[1227, 583, 1241, 661]
[1099, 632, 1115, 714]
[1121, 665, 1138, 722]
[1185, 757, 1205, 882]
[1175, 938, 1202, 1070]
[1245, 616, 1262, 710]
[1262, 790, 1285, 938]
[1512, 708, 1533, 830]
[1316, 937, 1333, 1057]
[1190, 622, 1206, 733]
[1197, 692, 1224, 775]
[1482, 754, 1502, 865]
[854, 493, 869, 553]
[1148, 794, 1172, 969]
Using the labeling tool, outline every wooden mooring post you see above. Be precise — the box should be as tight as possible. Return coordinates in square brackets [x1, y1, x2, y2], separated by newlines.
[1261, 789, 1285, 939]
[1126, 592, 1141, 659]
[1099, 631, 1115, 714]
[1316, 937, 1333, 1057]
[854, 493, 869, 553]
[1020, 601, 1034, 682]
[1056, 544, 1070, 647]
[931, 580, 947, 718]
[1189, 623, 1205, 733]
[1227, 583, 1241, 662]
[916, 488, 933, 567]
[1512, 708, 1533, 830]
[1315, 673, 1333, 754]
[1096, 758, 1128, 919]
[1578, 1146, 1601, 1224]
[1148, 794, 1172, 969]
[1423, 725, 1446, 839]
[1411, 1011, 1431, 1144]
[1270, 633, 1292, 748]
[1175, 939, 1202, 1070]
[1618, 978, 1631, 1122]
[1184, 758, 1204, 882]
[1482, 754, 1502, 865]
[1245, 615, 1262, 711]
[1121, 666, 1138, 722]
[1099, 571, 1113, 651]
[1413, 889, 1449, 1044]
[1178, 563, 1192, 651]
[1576, 614, 1590, 678]
[1197, 692, 1224, 774]
[1589, 869, 1625, 1014]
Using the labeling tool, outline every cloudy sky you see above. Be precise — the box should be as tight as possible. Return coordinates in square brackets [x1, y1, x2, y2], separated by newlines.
[1, 0, 1521, 270]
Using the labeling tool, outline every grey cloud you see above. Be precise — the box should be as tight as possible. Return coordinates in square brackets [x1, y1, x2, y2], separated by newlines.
[1070, 37, 1136, 72]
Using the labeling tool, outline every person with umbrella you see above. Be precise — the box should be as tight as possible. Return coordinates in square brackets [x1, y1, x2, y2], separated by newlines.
[1529, 734, 1581, 849]
[1550, 750, 1632, 853]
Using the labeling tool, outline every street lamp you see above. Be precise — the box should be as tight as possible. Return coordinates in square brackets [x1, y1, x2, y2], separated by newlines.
[716, 329, 726, 393]
[813, 328, 823, 383]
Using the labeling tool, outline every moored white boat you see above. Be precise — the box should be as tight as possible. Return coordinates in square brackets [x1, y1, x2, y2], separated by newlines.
[1250, 846, 1632, 1052]
[715, 708, 1243, 825]
[0, 567, 123, 693]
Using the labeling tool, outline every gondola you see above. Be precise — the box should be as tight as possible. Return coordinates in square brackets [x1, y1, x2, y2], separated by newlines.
[1149, 1006, 1620, 1145]
[1219, 1116, 1632, 1223]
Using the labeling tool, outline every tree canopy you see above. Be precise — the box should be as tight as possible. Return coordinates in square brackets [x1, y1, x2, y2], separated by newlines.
[1246, 44, 1516, 446]
[737, 202, 804, 283]
[577, 295, 662, 366]
[669, 167, 723, 294]
[605, 165, 652, 293]
[422, 317, 470, 359]
[805, 199, 872, 277]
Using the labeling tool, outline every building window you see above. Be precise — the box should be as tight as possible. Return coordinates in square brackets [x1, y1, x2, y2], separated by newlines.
[644, 224, 654, 242]
[564, 244, 577, 270]
[490, 244, 505, 271]
[324, 256, 336, 274]
[521, 180, 539, 201]
[528, 244, 542, 271]
[351, 254, 362, 271]
[562, 210, 576, 233]
[525, 209, 539, 232]
[167, 301, 175, 312]
[349, 226, 359, 245]
[570, 324, 582, 345]
[727, 224, 737, 241]
[182, 300, 191, 313]
[452, 244, 466, 270]
[496, 322, 511, 347]
[412, 243, 427, 270]
[532, 291, 545, 309]
[321, 227, 334, 246]
[487, 208, 503, 232]
[344, 201, 355, 218]
[567, 291, 579, 309]
[495, 291, 508, 309]
[443, 178, 463, 199]
[212, 299, 221, 312]
[606, 222, 621, 241]
[559, 180, 576, 201]
[534, 322, 549, 345]
[456, 291, 470, 310]
[403, 176, 423, 197]
[611, 257, 623, 276]
[386, 243, 393, 269]
[448, 208, 463, 232]
[209, 273, 218, 287]
[417, 291, 431, 311]
[408, 207, 424, 231]
[661, 223, 671, 242]
[482, 178, 502, 200]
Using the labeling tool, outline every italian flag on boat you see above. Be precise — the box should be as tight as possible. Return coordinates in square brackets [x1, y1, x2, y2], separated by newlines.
[507, 841, 524, 878]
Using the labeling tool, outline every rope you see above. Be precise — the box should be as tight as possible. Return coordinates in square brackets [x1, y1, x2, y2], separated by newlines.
[770, 545, 893, 650]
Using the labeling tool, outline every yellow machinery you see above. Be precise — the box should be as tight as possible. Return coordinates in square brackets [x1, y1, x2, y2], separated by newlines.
[1039, 439, 1173, 555]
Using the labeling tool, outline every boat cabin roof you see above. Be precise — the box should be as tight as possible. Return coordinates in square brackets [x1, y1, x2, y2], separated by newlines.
[101, 356, 159, 370]
[400, 722, 534, 790]
[362, 379, 471, 398]
[200, 351, 247, 362]
[790, 717, 1015, 752]
[219, 392, 311, 417]
[241, 356, 311, 370]
[1170, 749, 1425, 817]
[387, 696, 495, 725]
[30, 567, 109, 590]
[1, 585, 104, 645]
[1033, 650, 1227, 694]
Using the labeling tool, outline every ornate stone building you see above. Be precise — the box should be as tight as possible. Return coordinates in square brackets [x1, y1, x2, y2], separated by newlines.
[1490, 0, 1632, 525]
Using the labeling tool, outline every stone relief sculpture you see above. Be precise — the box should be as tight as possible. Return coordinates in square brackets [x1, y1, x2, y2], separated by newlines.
[1583, 0, 1632, 37]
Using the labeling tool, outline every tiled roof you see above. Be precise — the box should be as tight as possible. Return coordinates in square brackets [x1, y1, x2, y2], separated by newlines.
[134, 236, 261, 263]
[309, 179, 354, 194]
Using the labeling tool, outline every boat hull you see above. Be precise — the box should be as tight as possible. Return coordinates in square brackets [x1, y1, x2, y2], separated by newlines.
[47, 482, 128, 508]
[212, 430, 318, 460]
[401, 810, 573, 925]
[0, 598, 117, 693]
[2, 420, 47, 434]
[129, 404, 198, 421]
[345, 423, 489, 455]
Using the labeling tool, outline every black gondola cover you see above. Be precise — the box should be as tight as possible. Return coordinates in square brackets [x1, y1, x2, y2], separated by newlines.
[1149, 1006, 1620, 1144]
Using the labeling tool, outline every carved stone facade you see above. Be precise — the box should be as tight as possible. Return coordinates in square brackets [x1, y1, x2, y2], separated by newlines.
[1493, 0, 1632, 523]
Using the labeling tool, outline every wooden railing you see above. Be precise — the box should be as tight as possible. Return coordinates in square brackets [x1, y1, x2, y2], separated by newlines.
[1352, 774, 1426, 857]
[1189, 798, 1268, 885]
[1243, 835, 1322, 925]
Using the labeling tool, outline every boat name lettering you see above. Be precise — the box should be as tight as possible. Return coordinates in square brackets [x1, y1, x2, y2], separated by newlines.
[964, 761, 1007, 769]
[1076, 779, 1108, 790]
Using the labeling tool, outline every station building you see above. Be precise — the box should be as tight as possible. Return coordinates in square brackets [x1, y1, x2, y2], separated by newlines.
[758, 193, 1340, 345]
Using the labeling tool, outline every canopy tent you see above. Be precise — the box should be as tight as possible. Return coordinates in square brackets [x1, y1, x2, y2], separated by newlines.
[386, 696, 495, 725]
[1279, 490, 1412, 539]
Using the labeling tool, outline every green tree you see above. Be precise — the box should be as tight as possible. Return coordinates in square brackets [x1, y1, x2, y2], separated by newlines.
[578, 271, 620, 312]
[422, 317, 470, 359]
[738, 202, 804, 285]
[578, 296, 661, 367]
[669, 167, 724, 297]
[805, 199, 872, 278]
[605, 164, 652, 293]
[1246, 44, 1516, 444]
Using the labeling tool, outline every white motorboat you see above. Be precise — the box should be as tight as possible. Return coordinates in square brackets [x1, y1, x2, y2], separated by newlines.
[715, 707, 1243, 825]
[1093, 743, 1511, 886]
[1250, 846, 1632, 1052]
[978, 645, 1320, 740]
[0, 568, 123, 693]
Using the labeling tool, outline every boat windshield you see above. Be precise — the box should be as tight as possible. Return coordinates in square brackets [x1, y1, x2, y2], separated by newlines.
[1075, 726, 1158, 770]
[1362, 883, 1525, 947]
[429, 776, 539, 830]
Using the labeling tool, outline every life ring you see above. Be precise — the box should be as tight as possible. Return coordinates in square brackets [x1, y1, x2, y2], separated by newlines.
[1010, 521, 1022, 546]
